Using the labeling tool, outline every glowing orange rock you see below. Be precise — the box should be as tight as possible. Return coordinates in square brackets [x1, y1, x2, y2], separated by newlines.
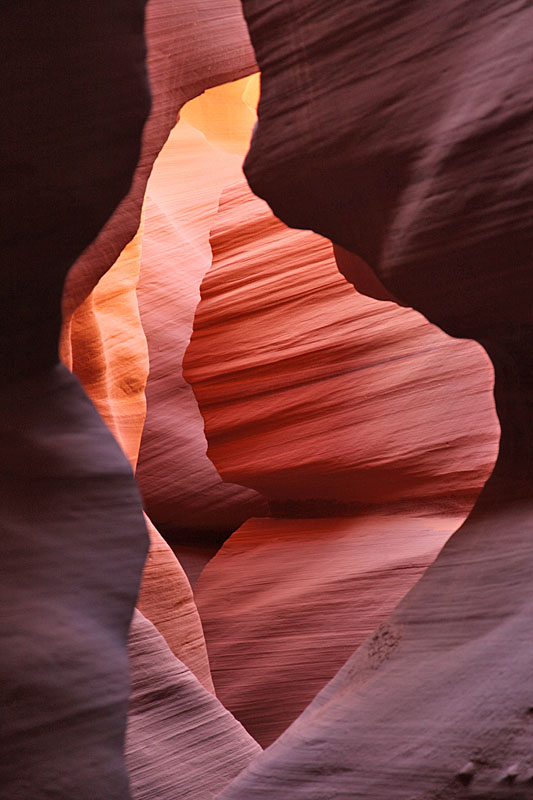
[136, 91, 267, 536]
[63, 0, 257, 320]
[61, 223, 148, 470]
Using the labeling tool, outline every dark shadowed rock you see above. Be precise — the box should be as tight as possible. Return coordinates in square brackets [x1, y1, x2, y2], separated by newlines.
[0, 3, 150, 796]
[0, 367, 148, 798]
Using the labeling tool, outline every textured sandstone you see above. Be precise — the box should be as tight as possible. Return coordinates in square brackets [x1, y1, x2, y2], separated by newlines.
[3, 0, 531, 796]
[187, 179, 498, 750]
[0, 366, 148, 798]
[126, 611, 261, 800]
[135, 96, 267, 537]
[0, 4, 150, 796]
[61, 222, 149, 469]
[214, 1, 533, 797]
[60, 168, 214, 691]
[240, 1, 532, 337]
[63, 0, 257, 318]
[137, 516, 214, 691]
[195, 514, 458, 746]
[1, 1, 260, 797]
[185, 180, 498, 512]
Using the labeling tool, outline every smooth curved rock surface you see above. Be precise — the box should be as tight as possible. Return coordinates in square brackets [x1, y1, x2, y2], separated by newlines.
[61, 222, 149, 470]
[185, 179, 498, 513]
[126, 611, 261, 800]
[60, 187, 215, 689]
[187, 176, 498, 752]
[240, 0, 532, 338]
[3, 2, 259, 795]
[2, 1, 149, 380]
[137, 515, 214, 691]
[1, 4, 150, 797]
[195, 514, 458, 746]
[218, 502, 533, 800]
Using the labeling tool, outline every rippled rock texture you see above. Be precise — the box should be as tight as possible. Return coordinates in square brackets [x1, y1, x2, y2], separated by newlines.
[185, 179, 497, 514]
[2, 0, 531, 799]
[214, 1, 533, 798]
[1, 1, 260, 798]
[186, 177, 498, 748]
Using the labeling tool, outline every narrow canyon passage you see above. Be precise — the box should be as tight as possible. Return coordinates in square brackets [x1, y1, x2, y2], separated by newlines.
[2, 2, 531, 798]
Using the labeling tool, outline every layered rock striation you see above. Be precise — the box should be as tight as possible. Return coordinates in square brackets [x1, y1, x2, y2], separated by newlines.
[214, 0, 533, 797]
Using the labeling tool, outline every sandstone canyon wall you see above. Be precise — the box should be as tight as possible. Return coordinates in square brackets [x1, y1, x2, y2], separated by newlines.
[1, 1, 531, 799]
[184, 176, 498, 746]
[1, 1, 261, 798]
[214, 1, 533, 798]
[0, 4, 150, 797]
[134, 84, 268, 541]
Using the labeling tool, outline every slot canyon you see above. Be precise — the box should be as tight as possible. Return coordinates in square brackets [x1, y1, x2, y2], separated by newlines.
[0, 1, 531, 798]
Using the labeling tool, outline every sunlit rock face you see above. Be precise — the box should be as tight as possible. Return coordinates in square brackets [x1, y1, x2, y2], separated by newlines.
[185, 177, 498, 745]
[62, 0, 257, 319]
[135, 82, 268, 539]
[185, 179, 498, 514]
[56, 11, 265, 799]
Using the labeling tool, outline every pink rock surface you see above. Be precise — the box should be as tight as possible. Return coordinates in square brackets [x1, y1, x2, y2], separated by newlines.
[4, 0, 531, 796]
[186, 176, 499, 752]
[195, 514, 458, 746]
[1, 2, 259, 796]
[60, 160, 215, 692]
[185, 180, 498, 513]
[137, 516, 214, 691]
[0, 4, 149, 796]
[214, 0, 533, 796]
[126, 611, 260, 800]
